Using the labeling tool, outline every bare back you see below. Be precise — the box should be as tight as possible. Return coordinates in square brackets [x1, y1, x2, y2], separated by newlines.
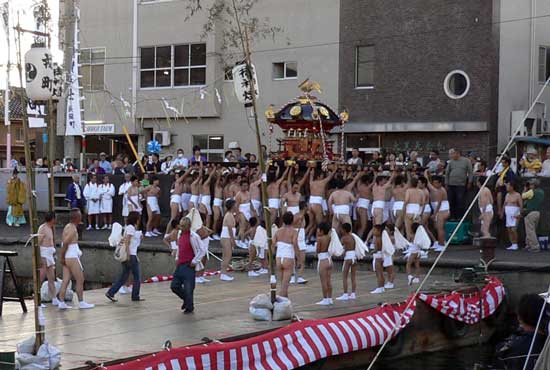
[62, 223, 79, 247]
[316, 234, 330, 253]
[274, 226, 297, 245]
[38, 223, 54, 247]
[330, 189, 355, 206]
[342, 234, 355, 251]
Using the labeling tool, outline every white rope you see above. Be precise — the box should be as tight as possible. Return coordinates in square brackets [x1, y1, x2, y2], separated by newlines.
[366, 75, 550, 370]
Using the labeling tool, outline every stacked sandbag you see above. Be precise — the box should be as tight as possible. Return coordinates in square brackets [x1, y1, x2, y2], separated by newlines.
[40, 279, 74, 303]
[249, 294, 294, 321]
[272, 296, 293, 321]
[16, 337, 61, 370]
[249, 294, 273, 321]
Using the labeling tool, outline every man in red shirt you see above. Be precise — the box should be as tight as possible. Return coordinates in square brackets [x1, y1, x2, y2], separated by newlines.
[171, 218, 205, 314]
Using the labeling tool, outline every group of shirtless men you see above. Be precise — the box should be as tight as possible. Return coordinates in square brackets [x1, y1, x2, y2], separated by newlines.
[162, 161, 495, 304]
[36, 160, 501, 309]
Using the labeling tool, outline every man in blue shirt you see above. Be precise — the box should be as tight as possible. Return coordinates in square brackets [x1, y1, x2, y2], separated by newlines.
[99, 152, 113, 173]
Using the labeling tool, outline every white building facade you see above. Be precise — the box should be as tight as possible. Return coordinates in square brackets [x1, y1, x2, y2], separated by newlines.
[498, 0, 550, 150]
[58, 0, 340, 161]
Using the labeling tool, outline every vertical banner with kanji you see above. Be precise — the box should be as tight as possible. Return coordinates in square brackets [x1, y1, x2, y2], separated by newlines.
[65, 17, 83, 136]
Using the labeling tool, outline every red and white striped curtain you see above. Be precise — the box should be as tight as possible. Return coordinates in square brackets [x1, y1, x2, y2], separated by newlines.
[418, 276, 505, 325]
[105, 299, 416, 370]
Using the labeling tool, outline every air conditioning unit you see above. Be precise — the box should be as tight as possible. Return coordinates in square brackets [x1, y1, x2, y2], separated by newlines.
[153, 131, 171, 146]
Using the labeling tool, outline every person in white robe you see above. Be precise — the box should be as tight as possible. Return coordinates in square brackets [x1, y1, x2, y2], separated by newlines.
[83, 174, 100, 230]
[99, 175, 116, 230]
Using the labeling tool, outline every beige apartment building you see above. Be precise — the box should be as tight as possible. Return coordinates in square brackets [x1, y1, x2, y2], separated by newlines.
[58, 0, 340, 161]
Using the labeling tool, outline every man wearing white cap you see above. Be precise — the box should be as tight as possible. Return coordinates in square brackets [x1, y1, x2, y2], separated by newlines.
[229, 142, 246, 162]
[519, 148, 542, 177]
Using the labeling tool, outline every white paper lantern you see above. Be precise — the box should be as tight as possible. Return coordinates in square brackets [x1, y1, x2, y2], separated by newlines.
[232, 63, 259, 107]
[24, 46, 54, 101]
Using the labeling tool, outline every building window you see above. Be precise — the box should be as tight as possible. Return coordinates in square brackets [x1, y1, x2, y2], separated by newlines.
[14, 127, 24, 142]
[539, 46, 550, 83]
[80, 47, 105, 91]
[355, 45, 375, 88]
[443, 70, 470, 99]
[273, 62, 297, 80]
[140, 44, 206, 88]
[192, 135, 224, 161]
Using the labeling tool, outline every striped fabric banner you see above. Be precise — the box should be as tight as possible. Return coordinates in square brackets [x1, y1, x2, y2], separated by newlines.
[144, 275, 174, 283]
[144, 271, 222, 283]
[105, 299, 416, 370]
[418, 276, 505, 325]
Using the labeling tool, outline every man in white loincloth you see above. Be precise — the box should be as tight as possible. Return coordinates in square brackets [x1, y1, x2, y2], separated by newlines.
[38, 212, 59, 306]
[57, 208, 94, 310]
[144, 176, 162, 237]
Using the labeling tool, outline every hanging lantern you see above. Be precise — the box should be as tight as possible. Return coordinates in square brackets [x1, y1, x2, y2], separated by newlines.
[24, 45, 54, 101]
[232, 63, 260, 107]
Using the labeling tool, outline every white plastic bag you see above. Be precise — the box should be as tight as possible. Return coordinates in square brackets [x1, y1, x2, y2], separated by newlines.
[38, 343, 61, 370]
[249, 293, 273, 310]
[16, 337, 35, 355]
[188, 208, 203, 232]
[394, 228, 409, 250]
[382, 230, 395, 256]
[40, 279, 73, 303]
[17, 353, 50, 370]
[108, 222, 123, 247]
[352, 233, 369, 259]
[252, 226, 267, 249]
[414, 225, 432, 250]
[17, 343, 61, 370]
[252, 226, 268, 259]
[272, 297, 293, 321]
[328, 229, 344, 257]
[271, 224, 278, 238]
[249, 306, 272, 321]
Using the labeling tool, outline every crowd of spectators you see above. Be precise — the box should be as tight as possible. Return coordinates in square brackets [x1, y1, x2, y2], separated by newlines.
[25, 143, 266, 176]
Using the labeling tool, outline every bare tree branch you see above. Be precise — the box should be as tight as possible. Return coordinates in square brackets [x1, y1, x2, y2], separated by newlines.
[183, 0, 284, 69]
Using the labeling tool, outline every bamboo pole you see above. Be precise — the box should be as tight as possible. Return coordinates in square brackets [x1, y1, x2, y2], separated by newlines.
[122, 125, 145, 173]
[243, 29, 276, 303]
[229, 0, 277, 302]
[15, 20, 44, 353]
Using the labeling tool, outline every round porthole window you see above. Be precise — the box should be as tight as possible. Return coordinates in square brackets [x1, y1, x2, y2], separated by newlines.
[443, 70, 470, 99]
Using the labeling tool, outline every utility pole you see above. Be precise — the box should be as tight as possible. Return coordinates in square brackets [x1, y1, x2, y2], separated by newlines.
[61, 0, 80, 167]
[46, 28, 55, 212]
[2, 1, 11, 168]
[47, 99, 55, 211]
[14, 19, 44, 352]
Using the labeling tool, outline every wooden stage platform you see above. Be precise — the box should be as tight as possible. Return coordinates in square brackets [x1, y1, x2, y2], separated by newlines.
[0, 268, 453, 369]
